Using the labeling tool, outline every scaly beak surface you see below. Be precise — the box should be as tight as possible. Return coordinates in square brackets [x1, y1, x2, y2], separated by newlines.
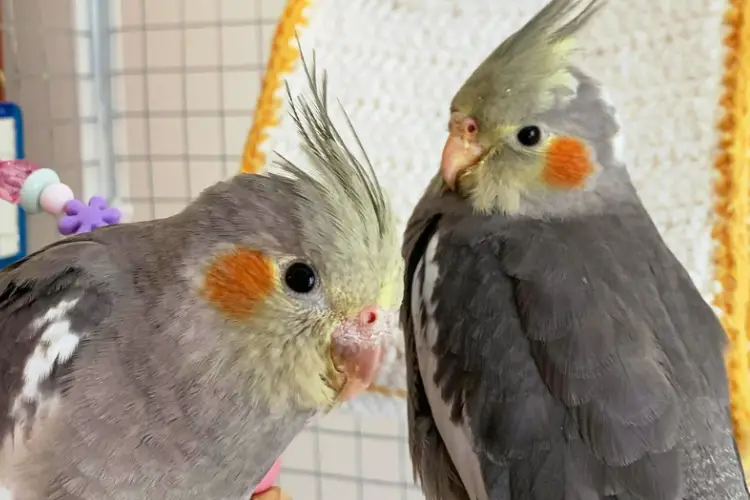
[440, 131, 484, 190]
[330, 306, 390, 401]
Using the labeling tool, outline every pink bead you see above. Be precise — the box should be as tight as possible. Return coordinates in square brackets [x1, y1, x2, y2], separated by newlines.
[39, 183, 75, 215]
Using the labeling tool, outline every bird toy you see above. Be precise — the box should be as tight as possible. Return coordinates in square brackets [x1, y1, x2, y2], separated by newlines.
[1, 158, 284, 499]
[0, 159, 122, 235]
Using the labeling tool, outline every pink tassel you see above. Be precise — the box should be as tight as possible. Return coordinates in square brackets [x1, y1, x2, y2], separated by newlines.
[0, 159, 39, 204]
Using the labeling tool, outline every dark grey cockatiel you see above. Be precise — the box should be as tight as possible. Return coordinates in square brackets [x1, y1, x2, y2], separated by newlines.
[0, 55, 402, 500]
[400, 0, 750, 499]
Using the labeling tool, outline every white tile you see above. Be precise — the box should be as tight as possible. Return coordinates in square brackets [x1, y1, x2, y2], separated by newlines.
[362, 484, 404, 500]
[145, 30, 181, 69]
[318, 433, 358, 477]
[184, 28, 220, 68]
[222, 70, 261, 112]
[148, 117, 186, 156]
[318, 411, 357, 432]
[185, 73, 221, 111]
[151, 161, 189, 198]
[321, 478, 359, 499]
[281, 431, 316, 470]
[144, 0, 180, 25]
[221, 25, 260, 66]
[360, 436, 402, 482]
[187, 117, 222, 156]
[278, 472, 319, 500]
[220, 0, 256, 21]
[184, 0, 218, 23]
[359, 416, 403, 437]
[223, 115, 253, 158]
[147, 73, 185, 112]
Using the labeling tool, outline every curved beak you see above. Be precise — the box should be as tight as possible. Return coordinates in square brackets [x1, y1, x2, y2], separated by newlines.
[330, 306, 391, 401]
[440, 126, 484, 191]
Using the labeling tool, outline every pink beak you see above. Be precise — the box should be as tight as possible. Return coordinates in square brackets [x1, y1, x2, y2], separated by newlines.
[440, 115, 484, 190]
[330, 305, 389, 401]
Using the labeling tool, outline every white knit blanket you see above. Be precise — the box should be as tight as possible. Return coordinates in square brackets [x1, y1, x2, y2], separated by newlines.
[258, 0, 726, 415]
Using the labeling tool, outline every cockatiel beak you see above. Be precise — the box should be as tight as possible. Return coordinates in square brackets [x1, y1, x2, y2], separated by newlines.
[440, 113, 485, 190]
[330, 305, 390, 401]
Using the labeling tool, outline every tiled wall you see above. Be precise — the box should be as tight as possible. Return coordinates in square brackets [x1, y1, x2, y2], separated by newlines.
[2, 0, 86, 251]
[4, 0, 421, 498]
[114, 0, 282, 222]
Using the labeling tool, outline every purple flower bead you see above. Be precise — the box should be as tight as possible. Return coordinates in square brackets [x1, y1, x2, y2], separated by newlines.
[58, 195, 122, 235]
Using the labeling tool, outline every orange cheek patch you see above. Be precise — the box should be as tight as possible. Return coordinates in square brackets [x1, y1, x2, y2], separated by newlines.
[203, 248, 276, 319]
[542, 137, 595, 189]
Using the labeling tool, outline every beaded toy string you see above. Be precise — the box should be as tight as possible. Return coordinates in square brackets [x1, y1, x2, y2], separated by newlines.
[0, 159, 121, 235]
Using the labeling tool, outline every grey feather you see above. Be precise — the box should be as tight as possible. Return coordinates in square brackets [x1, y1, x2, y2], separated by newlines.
[402, 186, 749, 499]
[0, 223, 312, 500]
[401, 178, 475, 500]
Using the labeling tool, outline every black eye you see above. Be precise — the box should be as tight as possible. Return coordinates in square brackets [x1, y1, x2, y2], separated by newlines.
[517, 126, 542, 147]
[284, 262, 317, 294]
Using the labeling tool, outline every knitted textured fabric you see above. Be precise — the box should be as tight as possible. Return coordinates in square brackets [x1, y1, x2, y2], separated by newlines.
[242, 0, 750, 455]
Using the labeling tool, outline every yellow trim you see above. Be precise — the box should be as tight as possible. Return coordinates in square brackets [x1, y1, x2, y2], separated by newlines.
[242, 1, 750, 411]
[716, 0, 750, 459]
[240, 0, 311, 175]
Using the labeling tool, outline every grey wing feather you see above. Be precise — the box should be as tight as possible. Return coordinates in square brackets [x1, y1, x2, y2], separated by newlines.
[0, 237, 116, 461]
[498, 211, 684, 499]
[503, 208, 743, 499]
[429, 204, 747, 499]
[425, 223, 567, 500]
[401, 179, 472, 500]
[404, 184, 748, 500]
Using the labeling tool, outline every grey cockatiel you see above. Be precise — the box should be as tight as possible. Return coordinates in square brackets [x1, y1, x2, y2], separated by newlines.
[401, 1, 749, 499]
[0, 55, 402, 500]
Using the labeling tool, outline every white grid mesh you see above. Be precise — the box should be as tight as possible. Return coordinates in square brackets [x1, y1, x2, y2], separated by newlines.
[1, 1, 418, 498]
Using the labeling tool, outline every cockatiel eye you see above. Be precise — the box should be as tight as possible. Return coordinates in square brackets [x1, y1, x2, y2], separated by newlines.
[516, 125, 543, 147]
[283, 261, 317, 294]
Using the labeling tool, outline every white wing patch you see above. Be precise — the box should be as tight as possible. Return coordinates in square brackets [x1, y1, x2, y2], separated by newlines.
[412, 232, 488, 500]
[1, 300, 80, 498]
[10, 298, 81, 419]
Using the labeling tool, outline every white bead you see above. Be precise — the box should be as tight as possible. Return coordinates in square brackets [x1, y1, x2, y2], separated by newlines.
[39, 183, 74, 215]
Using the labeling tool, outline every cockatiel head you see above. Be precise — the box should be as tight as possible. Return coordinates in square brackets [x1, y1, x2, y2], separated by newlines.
[441, 0, 626, 217]
[0, 51, 400, 497]
[188, 53, 402, 413]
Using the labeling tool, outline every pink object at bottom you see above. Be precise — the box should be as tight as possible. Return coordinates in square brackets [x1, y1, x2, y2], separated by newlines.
[253, 458, 282, 495]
